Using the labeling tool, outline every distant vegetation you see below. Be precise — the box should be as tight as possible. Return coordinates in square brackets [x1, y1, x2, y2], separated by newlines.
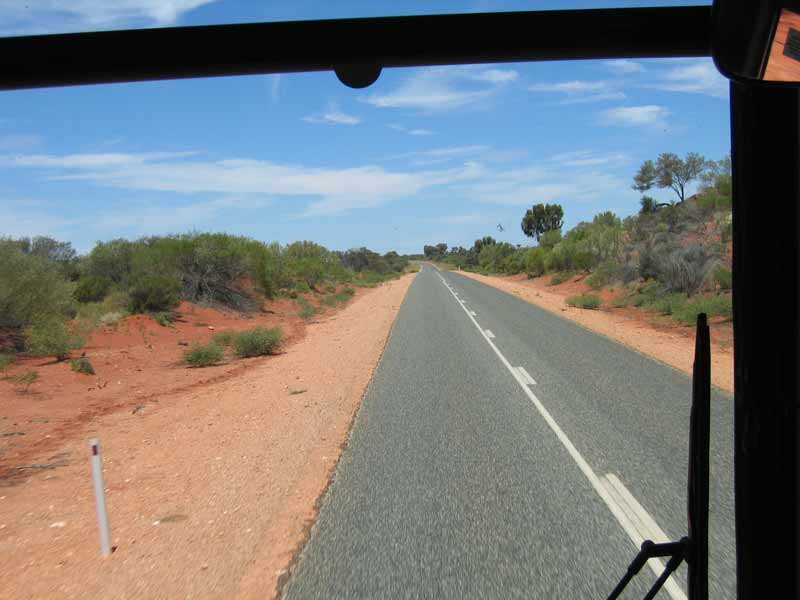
[426, 152, 733, 325]
[0, 232, 412, 360]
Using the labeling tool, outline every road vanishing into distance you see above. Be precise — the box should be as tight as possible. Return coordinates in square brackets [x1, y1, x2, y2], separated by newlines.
[281, 265, 735, 599]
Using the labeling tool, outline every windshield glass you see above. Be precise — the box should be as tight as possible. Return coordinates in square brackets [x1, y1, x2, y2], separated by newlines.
[0, 3, 733, 600]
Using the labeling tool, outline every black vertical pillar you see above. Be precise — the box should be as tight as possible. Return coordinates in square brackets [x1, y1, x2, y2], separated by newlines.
[730, 81, 799, 599]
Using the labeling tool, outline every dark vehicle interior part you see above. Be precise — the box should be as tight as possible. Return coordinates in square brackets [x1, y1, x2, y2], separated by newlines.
[0, 3, 796, 598]
[712, 0, 800, 82]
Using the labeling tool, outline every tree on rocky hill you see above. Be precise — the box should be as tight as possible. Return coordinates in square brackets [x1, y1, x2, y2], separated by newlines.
[632, 152, 707, 204]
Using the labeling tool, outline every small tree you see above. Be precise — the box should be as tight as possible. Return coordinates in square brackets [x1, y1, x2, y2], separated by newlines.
[632, 152, 707, 204]
[639, 195, 659, 215]
[521, 203, 564, 241]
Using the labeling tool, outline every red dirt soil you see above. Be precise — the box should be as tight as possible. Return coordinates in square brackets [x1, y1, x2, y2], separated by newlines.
[0, 292, 340, 483]
[0, 275, 415, 599]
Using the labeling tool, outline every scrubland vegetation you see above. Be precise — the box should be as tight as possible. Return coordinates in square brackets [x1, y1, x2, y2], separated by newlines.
[427, 153, 733, 325]
[0, 232, 411, 366]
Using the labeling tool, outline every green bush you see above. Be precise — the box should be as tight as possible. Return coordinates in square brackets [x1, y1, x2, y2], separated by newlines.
[524, 247, 548, 278]
[642, 292, 687, 315]
[586, 260, 619, 290]
[673, 294, 732, 325]
[74, 276, 113, 303]
[550, 272, 574, 286]
[566, 294, 602, 309]
[212, 330, 237, 347]
[153, 312, 175, 327]
[25, 314, 82, 361]
[184, 342, 225, 367]
[233, 327, 282, 358]
[295, 281, 312, 294]
[0, 353, 14, 373]
[128, 275, 181, 313]
[0, 240, 75, 329]
[323, 287, 356, 307]
[297, 297, 316, 320]
[713, 266, 732, 290]
[70, 356, 95, 375]
[323, 283, 336, 294]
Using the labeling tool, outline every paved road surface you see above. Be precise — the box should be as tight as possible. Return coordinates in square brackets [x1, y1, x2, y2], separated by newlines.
[281, 265, 735, 599]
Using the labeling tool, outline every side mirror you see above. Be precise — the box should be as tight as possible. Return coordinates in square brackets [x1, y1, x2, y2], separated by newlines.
[712, 0, 800, 83]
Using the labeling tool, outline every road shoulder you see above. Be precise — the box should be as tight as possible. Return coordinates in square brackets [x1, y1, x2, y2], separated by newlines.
[0, 274, 416, 600]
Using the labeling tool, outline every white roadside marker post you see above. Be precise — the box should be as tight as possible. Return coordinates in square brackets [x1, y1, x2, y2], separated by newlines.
[89, 439, 112, 556]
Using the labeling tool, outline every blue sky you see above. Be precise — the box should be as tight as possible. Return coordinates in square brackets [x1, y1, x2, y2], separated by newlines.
[0, 0, 730, 254]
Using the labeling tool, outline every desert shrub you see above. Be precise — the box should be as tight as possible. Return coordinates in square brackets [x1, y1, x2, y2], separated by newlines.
[10, 370, 38, 392]
[642, 292, 688, 316]
[322, 287, 356, 307]
[99, 311, 125, 327]
[25, 314, 82, 361]
[184, 342, 225, 367]
[566, 294, 602, 309]
[712, 266, 732, 290]
[586, 260, 620, 290]
[524, 247, 548, 278]
[549, 272, 574, 286]
[70, 356, 95, 375]
[212, 330, 238, 347]
[657, 245, 716, 294]
[74, 276, 113, 303]
[233, 327, 282, 358]
[85, 239, 137, 284]
[0, 240, 76, 329]
[323, 283, 336, 294]
[297, 297, 316, 320]
[295, 281, 312, 294]
[0, 353, 14, 373]
[153, 312, 175, 326]
[614, 279, 662, 307]
[352, 271, 397, 288]
[673, 295, 732, 325]
[128, 275, 181, 313]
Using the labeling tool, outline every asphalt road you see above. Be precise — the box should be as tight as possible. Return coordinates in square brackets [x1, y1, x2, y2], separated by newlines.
[280, 265, 735, 599]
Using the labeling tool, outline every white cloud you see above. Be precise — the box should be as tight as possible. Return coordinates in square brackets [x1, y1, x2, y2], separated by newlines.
[599, 105, 670, 127]
[0, 0, 218, 33]
[469, 69, 519, 84]
[5, 151, 464, 217]
[378, 145, 490, 165]
[547, 150, 629, 168]
[528, 80, 625, 104]
[603, 59, 645, 75]
[388, 124, 435, 136]
[453, 164, 630, 206]
[0, 133, 42, 151]
[302, 108, 361, 126]
[6, 151, 198, 169]
[268, 74, 282, 104]
[654, 60, 728, 99]
[361, 66, 515, 111]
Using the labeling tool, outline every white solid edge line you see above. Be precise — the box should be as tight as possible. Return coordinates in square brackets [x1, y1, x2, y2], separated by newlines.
[605, 473, 671, 543]
[516, 366, 537, 386]
[439, 276, 687, 600]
